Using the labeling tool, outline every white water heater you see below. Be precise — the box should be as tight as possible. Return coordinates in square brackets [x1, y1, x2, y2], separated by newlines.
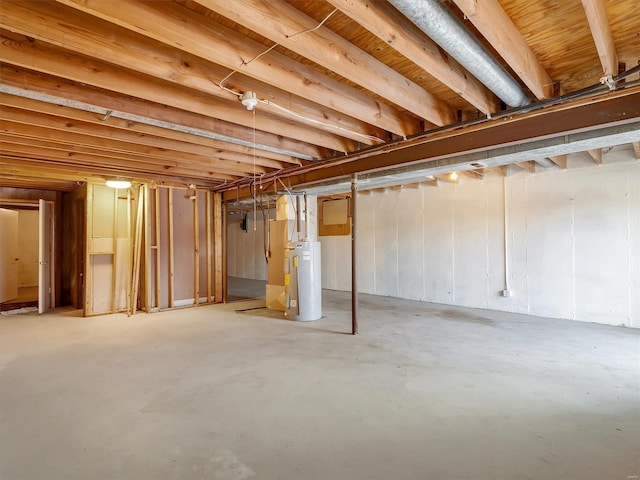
[284, 240, 322, 321]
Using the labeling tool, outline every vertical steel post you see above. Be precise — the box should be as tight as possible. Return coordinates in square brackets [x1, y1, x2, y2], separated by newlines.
[351, 174, 358, 335]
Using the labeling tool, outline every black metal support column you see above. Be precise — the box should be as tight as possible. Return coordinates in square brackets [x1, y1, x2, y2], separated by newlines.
[351, 174, 358, 335]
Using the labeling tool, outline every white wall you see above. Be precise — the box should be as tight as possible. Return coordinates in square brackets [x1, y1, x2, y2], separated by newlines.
[226, 149, 640, 327]
[320, 150, 640, 328]
[18, 209, 39, 288]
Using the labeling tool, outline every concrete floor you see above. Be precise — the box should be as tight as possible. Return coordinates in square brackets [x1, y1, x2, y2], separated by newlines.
[0, 289, 638, 480]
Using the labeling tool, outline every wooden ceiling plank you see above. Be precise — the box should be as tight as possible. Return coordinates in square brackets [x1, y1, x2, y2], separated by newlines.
[54, 0, 420, 137]
[326, 0, 499, 114]
[0, 1, 388, 145]
[548, 155, 568, 169]
[196, 0, 455, 126]
[0, 91, 301, 166]
[452, 0, 554, 100]
[515, 161, 536, 173]
[0, 34, 357, 153]
[0, 108, 286, 170]
[581, 0, 618, 76]
[0, 136, 262, 177]
[587, 148, 603, 164]
[0, 157, 225, 187]
[0, 120, 281, 174]
[0, 148, 243, 183]
[1, 65, 325, 160]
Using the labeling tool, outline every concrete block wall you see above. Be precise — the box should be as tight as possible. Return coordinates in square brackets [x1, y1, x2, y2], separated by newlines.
[225, 148, 639, 327]
[320, 150, 640, 328]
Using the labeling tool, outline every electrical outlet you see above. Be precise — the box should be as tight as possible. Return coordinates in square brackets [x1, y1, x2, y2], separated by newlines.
[501, 289, 512, 297]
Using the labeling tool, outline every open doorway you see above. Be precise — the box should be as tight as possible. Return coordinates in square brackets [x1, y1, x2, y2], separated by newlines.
[0, 200, 55, 313]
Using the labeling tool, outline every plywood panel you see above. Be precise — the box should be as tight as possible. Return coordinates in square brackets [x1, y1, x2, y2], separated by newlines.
[226, 214, 238, 278]
[198, 190, 208, 300]
[397, 188, 423, 301]
[573, 167, 631, 325]
[90, 185, 114, 253]
[526, 174, 574, 319]
[0, 208, 19, 303]
[89, 254, 112, 314]
[158, 187, 170, 309]
[423, 183, 455, 304]
[172, 190, 195, 302]
[373, 191, 398, 297]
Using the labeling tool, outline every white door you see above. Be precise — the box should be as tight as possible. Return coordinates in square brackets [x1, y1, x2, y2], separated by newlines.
[0, 208, 19, 303]
[38, 200, 53, 313]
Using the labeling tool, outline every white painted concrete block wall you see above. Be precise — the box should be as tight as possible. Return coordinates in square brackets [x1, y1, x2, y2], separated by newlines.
[319, 154, 639, 328]
[226, 151, 639, 327]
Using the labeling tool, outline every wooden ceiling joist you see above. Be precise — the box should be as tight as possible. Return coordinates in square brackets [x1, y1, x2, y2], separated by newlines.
[581, 0, 618, 76]
[0, 106, 288, 170]
[0, 0, 388, 146]
[0, 156, 223, 188]
[0, 120, 278, 175]
[326, 0, 499, 114]
[55, 0, 421, 137]
[0, 145, 242, 183]
[200, 0, 456, 126]
[0, 92, 302, 166]
[587, 148, 603, 164]
[452, 0, 554, 100]
[0, 32, 358, 153]
[547, 155, 568, 169]
[0, 66, 326, 159]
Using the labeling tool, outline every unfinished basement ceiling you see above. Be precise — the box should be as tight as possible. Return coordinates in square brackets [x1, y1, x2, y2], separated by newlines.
[0, 0, 639, 193]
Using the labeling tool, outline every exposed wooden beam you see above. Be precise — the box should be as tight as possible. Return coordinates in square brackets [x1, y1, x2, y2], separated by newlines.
[0, 142, 244, 182]
[0, 111, 286, 170]
[633, 142, 640, 160]
[547, 155, 568, 169]
[0, 156, 222, 188]
[515, 161, 536, 173]
[460, 169, 484, 179]
[0, 133, 265, 176]
[222, 88, 640, 200]
[0, 92, 301, 166]
[0, 33, 357, 153]
[1, 65, 325, 159]
[0, 0, 388, 145]
[581, 0, 618, 76]
[55, 0, 420, 137]
[452, 0, 554, 100]
[197, 0, 455, 126]
[587, 148, 603, 164]
[326, 0, 498, 113]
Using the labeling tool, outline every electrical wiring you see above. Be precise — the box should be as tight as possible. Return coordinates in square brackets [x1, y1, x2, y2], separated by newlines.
[213, 8, 386, 145]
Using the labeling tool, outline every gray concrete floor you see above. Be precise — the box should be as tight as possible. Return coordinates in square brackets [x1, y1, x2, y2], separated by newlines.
[1, 288, 638, 480]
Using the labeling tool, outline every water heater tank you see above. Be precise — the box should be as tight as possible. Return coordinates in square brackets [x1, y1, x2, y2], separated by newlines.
[284, 241, 322, 321]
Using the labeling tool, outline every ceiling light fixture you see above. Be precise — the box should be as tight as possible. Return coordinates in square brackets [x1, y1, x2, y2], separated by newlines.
[241, 91, 259, 111]
[450, 172, 458, 181]
[106, 180, 132, 189]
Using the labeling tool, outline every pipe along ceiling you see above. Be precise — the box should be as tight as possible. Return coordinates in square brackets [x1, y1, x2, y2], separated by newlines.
[389, 0, 531, 108]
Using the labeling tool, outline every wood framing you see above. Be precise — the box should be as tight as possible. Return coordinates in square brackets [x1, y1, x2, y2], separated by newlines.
[581, 0, 618, 76]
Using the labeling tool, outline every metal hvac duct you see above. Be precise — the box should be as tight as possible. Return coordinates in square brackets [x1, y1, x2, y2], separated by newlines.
[389, 0, 531, 108]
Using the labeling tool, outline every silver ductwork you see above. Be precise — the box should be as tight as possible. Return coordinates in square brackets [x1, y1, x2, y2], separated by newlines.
[389, 0, 531, 108]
